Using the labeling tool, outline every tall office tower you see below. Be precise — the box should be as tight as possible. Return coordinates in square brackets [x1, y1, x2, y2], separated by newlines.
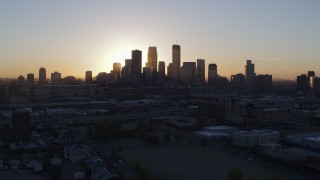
[158, 61, 165, 85]
[196, 59, 205, 86]
[167, 63, 173, 78]
[158, 61, 165, 78]
[0, 82, 9, 104]
[113, 63, 121, 79]
[27, 73, 34, 85]
[172, 45, 181, 80]
[12, 109, 30, 142]
[121, 59, 132, 81]
[307, 71, 315, 88]
[180, 62, 196, 85]
[231, 73, 245, 88]
[146, 47, 158, 72]
[131, 50, 142, 84]
[208, 64, 218, 85]
[245, 60, 255, 88]
[39, 67, 47, 82]
[85, 71, 92, 84]
[310, 76, 320, 96]
[143, 67, 152, 84]
[297, 74, 309, 91]
[51, 71, 62, 84]
[254, 74, 273, 92]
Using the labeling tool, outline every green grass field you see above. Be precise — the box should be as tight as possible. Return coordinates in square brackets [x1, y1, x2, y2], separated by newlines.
[118, 147, 288, 180]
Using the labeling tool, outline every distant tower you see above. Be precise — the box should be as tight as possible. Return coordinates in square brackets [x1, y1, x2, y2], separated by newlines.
[85, 71, 93, 84]
[39, 67, 47, 84]
[12, 109, 30, 142]
[146, 47, 158, 72]
[307, 71, 315, 88]
[131, 50, 142, 84]
[158, 61, 165, 78]
[172, 45, 181, 80]
[297, 74, 309, 91]
[17, 75, 25, 84]
[245, 60, 255, 88]
[51, 71, 62, 84]
[27, 73, 34, 85]
[180, 62, 196, 85]
[158, 61, 166, 85]
[208, 64, 217, 85]
[196, 59, 205, 86]
[113, 63, 121, 79]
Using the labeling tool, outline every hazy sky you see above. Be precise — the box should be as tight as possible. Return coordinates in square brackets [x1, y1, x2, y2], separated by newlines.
[0, 0, 319, 80]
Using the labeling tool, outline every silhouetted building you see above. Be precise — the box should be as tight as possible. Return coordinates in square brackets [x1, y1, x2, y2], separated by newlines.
[146, 47, 157, 72]
[310, 76, 320, 96]
[231, 73, 245, 89]
[85, 71, 92, 84]
[245, 60, 255, 88]
[96, 72, 108, 85]
[0, 82, 9, 104]
[51, 71, 62, 84]
[27, 73, 34, 86]
[307, 71, 315, 88]
[255, 74, 272, 92]
[12, 109, 30, 142]
[167, 63, 173, 78]
[131, 50, 142, 84]
[172, 45, 181, 80]
[208, 64, 217, 86]
[39, 67, 47, 84]
[143, 67, 152, 84]
[158, 61, 165, 85]
[17, 75, 25, 85]
[196, 59, 205, 86]
[112, 63, 121, 79]
[180, 62, 196, 85]
[296, 74, 309, 91]
[61, 76, 79, 85]
[121, 59, 131, 82]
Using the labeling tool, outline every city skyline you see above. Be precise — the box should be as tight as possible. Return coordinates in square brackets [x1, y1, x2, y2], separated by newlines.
[1, 0, 320, 79]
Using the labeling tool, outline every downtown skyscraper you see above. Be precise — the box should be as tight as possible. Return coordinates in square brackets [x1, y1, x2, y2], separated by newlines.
[146, 47, 157, 72]
[172, 45, 181, 80]
[245, 60, 255, 88]
[131, 50, 142, 84]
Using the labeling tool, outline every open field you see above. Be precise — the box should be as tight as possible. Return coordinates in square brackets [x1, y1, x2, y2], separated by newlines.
[118, 147, 289, 180]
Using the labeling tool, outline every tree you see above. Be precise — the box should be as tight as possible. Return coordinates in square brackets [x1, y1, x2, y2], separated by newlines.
[228, 168, 243, 180]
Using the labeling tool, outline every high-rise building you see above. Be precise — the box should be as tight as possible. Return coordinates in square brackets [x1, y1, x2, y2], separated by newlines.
[180, 62, 196, 85]
[39, 67, 47, 83]
[17, 75, 25, 84]
[310, 76, 320, 96]
[296, 74, 309, 91]
[307, 71, 315, 88]
[158, 61, 165, 85]
[208, 64, 218, 85]
[196, 59, 205, 86]
[85, 71, 92, 84]
[131, 50, 142, 84]
[27, 73, 34, 86]
[231, 73, 245, 88]
[255, 74, 272, 92]
[146, 47, 157, 72]
[0, 82, 9, 104]
[245, 60, 255, 88]
[167, 63, 173, 78]
[11, 109, 30, 142]
[172, 45, 181, 80]
[143, 67, 152, 84]
[113, 63, 121, 79]
[121, 59, 132, 82]
[51, 71, 62, 84]
[158, 61, 165, 78]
